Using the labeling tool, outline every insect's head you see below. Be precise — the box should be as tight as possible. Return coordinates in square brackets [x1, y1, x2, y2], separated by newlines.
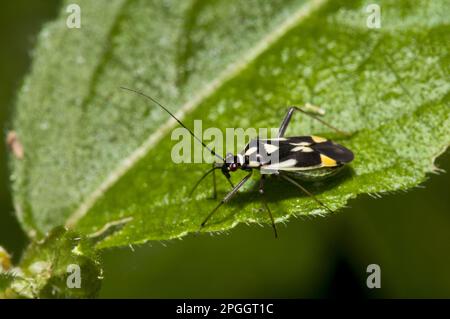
[214, 152, 241, 178]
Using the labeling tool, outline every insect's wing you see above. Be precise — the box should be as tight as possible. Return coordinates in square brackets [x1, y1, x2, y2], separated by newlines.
[311, 139, 354, 164]
[260, 136, 353, 171]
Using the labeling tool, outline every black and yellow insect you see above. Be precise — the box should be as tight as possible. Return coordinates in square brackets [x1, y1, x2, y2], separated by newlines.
[121, 87, 354, 237]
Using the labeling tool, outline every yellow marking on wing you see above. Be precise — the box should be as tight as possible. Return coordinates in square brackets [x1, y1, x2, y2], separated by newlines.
[320, 154, 337, 167]
[311, 135, 327, 143]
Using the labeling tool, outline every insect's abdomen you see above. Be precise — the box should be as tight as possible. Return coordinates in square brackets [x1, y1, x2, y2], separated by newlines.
[283, 165, 345, 181]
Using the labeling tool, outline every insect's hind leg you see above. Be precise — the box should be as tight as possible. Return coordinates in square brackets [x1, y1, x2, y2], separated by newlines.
[277, 107, 296, 138]
[277, 104, 346, 137]
[259, 175, 278, 238]
[280, 174, 334, 214]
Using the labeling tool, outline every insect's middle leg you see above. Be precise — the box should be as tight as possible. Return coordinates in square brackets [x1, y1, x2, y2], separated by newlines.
[199, 171, 253, 230]
[259, 175, 278, 238]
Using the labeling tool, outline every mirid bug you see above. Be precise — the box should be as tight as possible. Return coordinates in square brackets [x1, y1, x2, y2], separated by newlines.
[121, 87, 354, 237]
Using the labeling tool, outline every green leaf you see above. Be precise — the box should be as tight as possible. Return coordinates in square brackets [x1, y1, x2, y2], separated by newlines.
[0, 272, 13, 288]
[0, 273, 15, 298]
[11, 0, 450, 249]
[0, 227, 102, 298]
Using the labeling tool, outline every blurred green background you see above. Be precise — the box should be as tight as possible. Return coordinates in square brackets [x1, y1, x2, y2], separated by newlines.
[1, 1, 449, 298]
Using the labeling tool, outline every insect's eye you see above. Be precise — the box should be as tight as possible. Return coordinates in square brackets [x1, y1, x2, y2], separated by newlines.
[229, 163, 238, 172]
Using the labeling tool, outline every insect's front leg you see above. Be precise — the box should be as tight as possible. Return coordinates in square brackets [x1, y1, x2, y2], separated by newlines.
[211, 166, 217, 199]
[199, 170, 253, 231]
[258, 175, 278, 238]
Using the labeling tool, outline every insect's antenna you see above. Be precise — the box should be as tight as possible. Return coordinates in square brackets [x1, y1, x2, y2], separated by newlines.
[120, 87, 225, 162]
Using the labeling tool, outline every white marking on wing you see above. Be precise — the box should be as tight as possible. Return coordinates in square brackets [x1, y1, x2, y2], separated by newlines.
[291, 146, 314, 152]
[248, 161, 261, 167]
[289, 142, 311, 146]
[263, 164, 322, 172]
[263, 159, 297, 170]
[264, 143, 279, 154]
[245, 146, 257, 156]
[262, 137, 287, 141]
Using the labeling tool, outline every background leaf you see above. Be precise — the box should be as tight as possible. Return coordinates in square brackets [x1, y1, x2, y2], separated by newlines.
[0, 228, 102, 298]
[11, 0, 450, 249]
[0, 273, 16, 298]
